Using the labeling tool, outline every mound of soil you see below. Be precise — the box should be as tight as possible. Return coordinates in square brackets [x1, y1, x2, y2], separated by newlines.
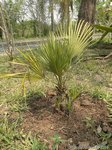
[22, 92, 112, 149]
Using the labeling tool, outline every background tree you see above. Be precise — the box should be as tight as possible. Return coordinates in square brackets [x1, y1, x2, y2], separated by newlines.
[49, 0, 54, 31]
[1, 0, 112, 40]
[78, 0, 97, 24]
[0, 17, 3, 39]
[25, 0, 47, 37]
[0, 2, 14, 60]
[59, 0, 73, 27]
[2, 0, 24, 37]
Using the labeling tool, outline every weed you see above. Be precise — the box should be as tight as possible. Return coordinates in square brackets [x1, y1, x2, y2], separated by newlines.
[83, 117, 95, 129]
[99, 132, 112, 142]
[65, 97, 73, 112]
[31, 138, 48, 150]
[0, 114, 22, 149]
[68, 84, 84, 100]
[91, 88, 107, 100]
[52, 134, 64, 150]
[0, 114, 48, 150]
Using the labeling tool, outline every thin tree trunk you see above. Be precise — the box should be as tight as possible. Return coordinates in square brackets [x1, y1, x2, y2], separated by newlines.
[0, 18, 2, 39]
[0, 28, 2, 39]
[50, 0, 54, 32]
[67, 0, 70, 28]
[0, 3, 14, 61]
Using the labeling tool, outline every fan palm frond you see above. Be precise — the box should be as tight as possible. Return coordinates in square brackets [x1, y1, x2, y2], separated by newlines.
[39, 20, 93, 91]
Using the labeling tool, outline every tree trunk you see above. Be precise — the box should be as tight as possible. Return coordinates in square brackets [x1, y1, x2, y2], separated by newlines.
[50, 0, 54, 32]
[67, 0, 70, 28]
[33, 21, 37, 37]
[0, 3, 14, 61]
[0, 27, 2, 39]
[60, 0, 70, 28]
[78, 0, 96, 24]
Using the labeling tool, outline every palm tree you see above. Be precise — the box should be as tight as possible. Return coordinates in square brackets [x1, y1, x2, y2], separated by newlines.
[39, 20, 93, 93]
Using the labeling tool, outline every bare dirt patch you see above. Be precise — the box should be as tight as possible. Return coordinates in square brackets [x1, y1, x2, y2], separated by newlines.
[22, 92, 112, 149]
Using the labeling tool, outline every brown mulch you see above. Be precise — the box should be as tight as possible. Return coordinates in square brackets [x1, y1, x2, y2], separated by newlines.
[21, 92, 112, 149]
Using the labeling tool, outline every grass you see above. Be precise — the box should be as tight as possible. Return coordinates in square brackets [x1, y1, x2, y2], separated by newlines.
[0, 51, 112, 149]
[0, 114, 48, 150]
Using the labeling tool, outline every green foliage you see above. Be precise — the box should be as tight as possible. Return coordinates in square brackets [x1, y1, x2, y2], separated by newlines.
[95, 24, 112, 42]
[15, 20, 50, 38]
[95, 0, 112, 43]
[96, 0, 112, 25]
[95, 24, 112, 32]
